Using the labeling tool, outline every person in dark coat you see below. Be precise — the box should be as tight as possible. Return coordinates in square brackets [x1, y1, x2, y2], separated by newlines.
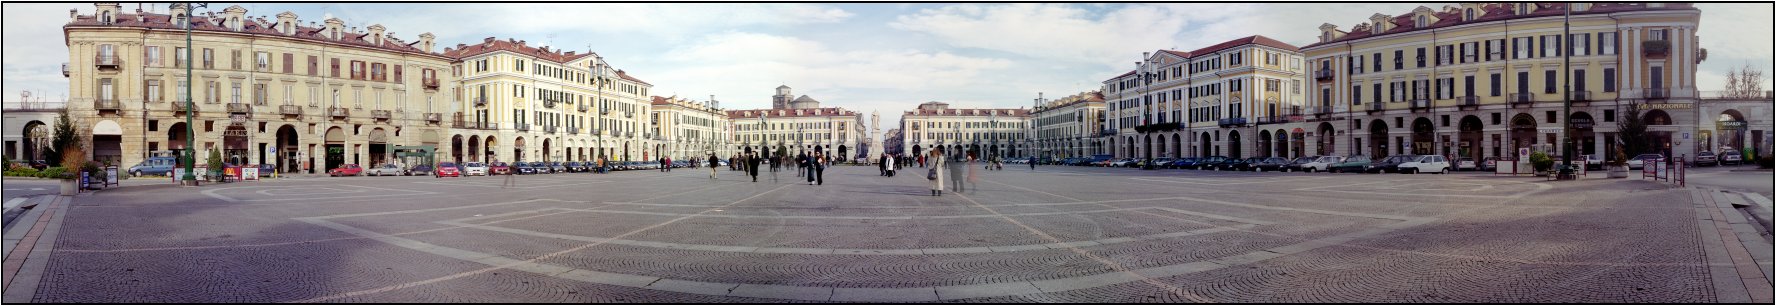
[746, 153, 761, 182]
[707, 154, 719, 179]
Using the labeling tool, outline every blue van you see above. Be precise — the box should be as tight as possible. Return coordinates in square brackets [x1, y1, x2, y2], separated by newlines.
[128, 156, 178, 176]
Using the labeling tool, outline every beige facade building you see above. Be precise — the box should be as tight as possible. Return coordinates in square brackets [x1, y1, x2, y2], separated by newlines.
[651, 95, 733, 160]
[900, 101, 1031, 160]
[1028, 91, 1106, 158]
[63, 3, 457, 173]
[727, 85, 866, 161]
[442, 37, 656, 164]
[1105, 35, 1309, 160]
[1304, 3, 1706, 161]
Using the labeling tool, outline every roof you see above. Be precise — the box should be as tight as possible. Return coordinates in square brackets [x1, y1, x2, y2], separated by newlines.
[1183, 35, 1300, 55]
[65, 10, 441, 58]
[792, 95, 819, 103]
[1103, 70, 1137, 82]
[615, 70, 650, 86]
[903, 108, 1030, 117]
[776, 85, 791, 89]
[727, 107, 859, 118]
[1302, 3, 1697, 49]
[441, 37, 594, 64]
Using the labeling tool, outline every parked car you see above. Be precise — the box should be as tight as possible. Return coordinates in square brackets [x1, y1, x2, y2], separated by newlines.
[515, 162, 538, 174]
[1397, 155, 1451, 174]
[1228, 157, 1265, 171]
[1626, 154, 1664, 170]
[1282, 156, 1317, 172]
[1194, 156, 1229, 170]
[1581, 154, 1604, 170]
[1166, 157, 1198, 169]
[406, 164, 433, 176]
[434, 162, 461, 177]
[488, 162, 511, 175]
[460, 162, 489, 176]
[1253, 157, 1292, 172]
[1299, 155, 1344, 173]
[1693, 151, 1718, 167]
[1721, 151, 1744, 166]
[1480, 157, 1502, 171]
[548, 162, 568, 173]
[127, 156, 179, 176]
[1328, 155, 1373, 173]
[365, 163, 404, 176]
[28, 160, 50, 170]
[328, 164, 364, 177]
[1369, 155, 1412, 173]
[564, 161, 586, 173]
[1455, 157, 1478, 171]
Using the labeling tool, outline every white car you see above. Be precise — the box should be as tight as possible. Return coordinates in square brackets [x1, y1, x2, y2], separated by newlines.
[1397, 155, 1451, 174]
[1455, 157, 1478, 171]
[364, 164, 404, 176]
[461, 162, 489, 176]
[1625, 154, 1663, 170]
[1299, 155, 1344, 172]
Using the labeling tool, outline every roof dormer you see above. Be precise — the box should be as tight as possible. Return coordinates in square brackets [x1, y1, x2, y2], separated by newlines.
[323, 18, 345, 40]
[1368, 13, 1391, 34]
[1571, 3, 1591, 11]
[1411, 6, 1437, 28]
[1318, 23, 1345, 43]
[275, 11, 297, 35]
[1515, 2, 1536, 15]
[367, 24, 385, 46]
[418, 32, 436, 53]
[1459, 3, 1485, 21]
[221, 5, 246, 31]
[168, 3, 189, 29]
[94, 3, 119, 24]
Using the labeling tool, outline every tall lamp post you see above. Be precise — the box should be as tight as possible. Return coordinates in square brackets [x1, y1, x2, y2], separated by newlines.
[1558, 5, 1577, 180]
[177, 3, 207, 186]
[1138, 60, 1158, 170]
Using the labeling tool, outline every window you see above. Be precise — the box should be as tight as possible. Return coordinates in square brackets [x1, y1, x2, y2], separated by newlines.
[1603, 68, 1617, 92]
[202, 48, 214, 69]
[1416, 15, 1428, 28]
[310, 86, 320, 106]
[1570, 34, 1590, 56]
[1546, 111, 1557, 124]
[1415, 48, 1426, 68]
[1373, 83, 1382, 104]
[1516, 71, 1530, 94]
[1513, 37, 1532, 59]
[231, 50, 241, 70]
[1543, 70, 1557, 94]
[351, 61, 365, 80]
[393, 65, 402, 83]
[231, 82, 241, 104]
[1599, 32, 1618, 55]
[1394, 50, 1404, 70]
[99, 79, 114, 101]
[1490, 73, 1502, 96]
[177, 80, 188, 103]
[283, 84, 293, 105]
[282, 53, 293, 73]
[175, 47, 188, 68]
[207, 81, 219, 103]
[1573, 69, 1587, 92]
[254, 83, 267, 105]
[1541, 35, 1560, 57]
[330, 58, 340, 77]
[255, 52, 270, 71]
[1604, 110, 1615, 122]
[145, 46, 161, 67]
[1349, 86, 1360, 105]
[1650, 29, 1668, 41]
[145, 80, 161, 102]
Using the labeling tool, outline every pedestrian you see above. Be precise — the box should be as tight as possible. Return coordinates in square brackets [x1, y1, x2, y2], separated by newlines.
[502, 159, 516, 188]
[806, 152, 820, 185]
[928, 149, 946, 196]
[918, 154, 926, 168]
[1030, 156, 1038, 170]
[949, 152, 969, 193]
[707, 154, 719, 179]
[796, 151, 808, 178]
[747, 153, 761, 182]
[886, 154, 897, 177]
[878, 153, 888, 176]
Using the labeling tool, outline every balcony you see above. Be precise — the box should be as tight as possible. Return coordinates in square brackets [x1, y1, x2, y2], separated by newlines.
[93, 99, 121, 111]
[1314, 105, 1334, 117]
[1409, 98, 1431, 111]
[94, 55, 123, 69]
[1643, 88, 1667, 100]
[1216, 117, 1248, 127]
[172, 102, 196, 114]
[578, 104, 589, 112]
[542, 98, 558, 109]
[1457, 96, 1480, 110]
[543, 125, 557, 134]
[516, 124, 530, 132]
[61, 63, 69, 77]
[1571, 91, 1593, 103]
[1508, 93, 1535, 107]
[1314, 69, 1334, 81]
[421, 78, 439, 90]
[371, 110, 391, 121]
[624, 112, 634, 119]
[473, 97, 487, 108]
[1365, 102, 1386, 113]
[424, 112, 442, 124]
[569, 126, 581, 135]
[1642, 40, 1670, 58]
[227, 102, 252, 114]
[280, 105, 302, 116]
[328, 107, 350, 119]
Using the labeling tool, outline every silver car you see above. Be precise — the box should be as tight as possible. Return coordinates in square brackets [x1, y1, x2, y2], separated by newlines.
[364, 164, 404, 176]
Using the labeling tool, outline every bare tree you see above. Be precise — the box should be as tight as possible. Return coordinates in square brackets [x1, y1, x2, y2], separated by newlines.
[1722, 63, 1768, 98]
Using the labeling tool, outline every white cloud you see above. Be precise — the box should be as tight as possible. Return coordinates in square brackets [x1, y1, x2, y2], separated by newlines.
[2, 3, 76, 102]
[358, 3, 853, 44]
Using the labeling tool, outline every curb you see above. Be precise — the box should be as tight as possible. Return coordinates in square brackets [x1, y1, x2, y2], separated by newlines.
[1692, 187, 1775, 303]
[1, 194, 69, 302]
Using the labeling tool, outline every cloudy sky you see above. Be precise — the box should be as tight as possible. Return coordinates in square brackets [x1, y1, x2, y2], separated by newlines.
[5, 2, 1771, 130]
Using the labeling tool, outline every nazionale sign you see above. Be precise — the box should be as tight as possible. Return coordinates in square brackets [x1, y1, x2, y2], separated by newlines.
[1636, 103, 1694, 111]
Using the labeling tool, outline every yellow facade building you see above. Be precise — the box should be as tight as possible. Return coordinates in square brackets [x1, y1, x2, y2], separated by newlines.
[1104, 36, 1309, 160]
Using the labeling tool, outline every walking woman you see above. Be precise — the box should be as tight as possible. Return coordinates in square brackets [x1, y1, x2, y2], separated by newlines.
[948, 152, 968, 193]
[928, 149, 946, 196]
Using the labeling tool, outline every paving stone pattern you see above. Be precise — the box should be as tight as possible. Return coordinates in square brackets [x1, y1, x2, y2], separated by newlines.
[25, 165, 1728, 303]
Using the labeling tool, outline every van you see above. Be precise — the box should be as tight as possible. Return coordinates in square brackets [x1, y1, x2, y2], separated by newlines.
[128, 156, 178, 176]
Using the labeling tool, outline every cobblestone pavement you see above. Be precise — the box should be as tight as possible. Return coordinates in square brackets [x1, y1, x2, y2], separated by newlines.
[17, 164, 1763, 303]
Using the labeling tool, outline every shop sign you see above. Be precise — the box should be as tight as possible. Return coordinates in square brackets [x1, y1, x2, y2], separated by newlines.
[1637, 103, 1694, 110]
[1570, 117, 1595, 129]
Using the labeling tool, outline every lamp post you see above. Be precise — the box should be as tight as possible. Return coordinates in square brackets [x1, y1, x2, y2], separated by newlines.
[177, 3, 207, 186]
[590, 55, 607, 163]
[1138, 60, 1158, 170]
[1558, 5, 1577, 180]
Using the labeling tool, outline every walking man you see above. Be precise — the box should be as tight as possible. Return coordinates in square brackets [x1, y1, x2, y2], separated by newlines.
[707, 154, 719, 180]
[747, 153, 761, 182]
[1030, 156, 1038, 170]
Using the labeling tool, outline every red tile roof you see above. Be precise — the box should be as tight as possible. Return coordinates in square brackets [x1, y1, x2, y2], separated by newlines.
[903, 108, 1030, 117]
[1184, 35, 1301, 55]
[65, 11, 442, 59]
[615, 70, 650, 86]
[1303, 3, 1697, 49]
[1103, 69, 1137, 82]
[727, 108, 859, 118]
[441, 37, 594, 64]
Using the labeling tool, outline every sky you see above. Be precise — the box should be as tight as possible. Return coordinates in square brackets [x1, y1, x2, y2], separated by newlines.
[5, 2, 1771, 133]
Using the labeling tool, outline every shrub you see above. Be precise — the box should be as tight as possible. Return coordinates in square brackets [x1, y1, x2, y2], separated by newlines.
[1529, 152, 1555, 172]
[4, 167, 39, 177]
[35, 167, 68, 179]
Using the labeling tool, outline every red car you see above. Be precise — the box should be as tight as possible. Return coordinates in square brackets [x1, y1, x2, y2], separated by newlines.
[434, 162, 462, 177]
[488, 162, 511, 175]
[328, 164, 363, 177]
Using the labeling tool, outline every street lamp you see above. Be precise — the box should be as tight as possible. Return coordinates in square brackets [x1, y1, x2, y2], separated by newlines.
[177, 3, 208, 186]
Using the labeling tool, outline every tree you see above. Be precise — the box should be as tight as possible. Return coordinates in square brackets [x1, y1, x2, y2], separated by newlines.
[1618, 100, 1650, 156]
[1722, 63, 1768, 98]
[47, 110, 79, 166]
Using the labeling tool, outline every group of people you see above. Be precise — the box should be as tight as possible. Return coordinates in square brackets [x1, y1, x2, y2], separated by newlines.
[923, 149, 982, 197]
[877, 153, 903, 177]
[706, 151, 828, 185]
